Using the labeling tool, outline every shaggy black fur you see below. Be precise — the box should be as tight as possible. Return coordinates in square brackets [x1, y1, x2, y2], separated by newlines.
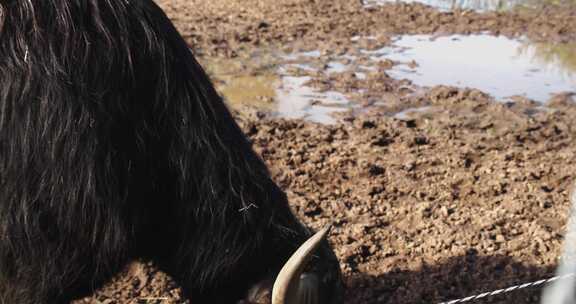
[0, 1, 342, 303]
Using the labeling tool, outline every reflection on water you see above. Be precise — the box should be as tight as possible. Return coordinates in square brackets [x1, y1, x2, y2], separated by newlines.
[381, 35, 576, 102]
[522, 41, 576, 80]
[363, 0, 572, 11]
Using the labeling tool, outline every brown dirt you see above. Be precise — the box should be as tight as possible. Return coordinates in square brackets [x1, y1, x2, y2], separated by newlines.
[159, 0, 576, 58]
[74, 1, 576, 303]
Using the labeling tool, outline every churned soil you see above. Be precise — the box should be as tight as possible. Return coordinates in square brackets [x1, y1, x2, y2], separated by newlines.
[159, 0, 576, 58]
[75, 91, 576, 304]
[74, 0, 576, 303]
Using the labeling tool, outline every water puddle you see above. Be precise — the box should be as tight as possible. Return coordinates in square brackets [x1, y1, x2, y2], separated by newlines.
[363, 0, 549, 11]
[199, 53, 353, 124]
[198, 33, 576, 124]
[380, 35, 576, 102]
[275, 76, 351, 123]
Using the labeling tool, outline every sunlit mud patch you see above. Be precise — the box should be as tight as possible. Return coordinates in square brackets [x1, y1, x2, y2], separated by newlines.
[362, 0, 550, 11]
[199, 53, 353, 124]
[213, 74, 279, 111]
[199, 54, 279, 111]
[378, 35, 576, 102]
[393, 106, 437, 120]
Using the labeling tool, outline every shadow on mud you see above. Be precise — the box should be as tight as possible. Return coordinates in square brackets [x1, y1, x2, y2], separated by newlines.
[344, 251, 556, 304]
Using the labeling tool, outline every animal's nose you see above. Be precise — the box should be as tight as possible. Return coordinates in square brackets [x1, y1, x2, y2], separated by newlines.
[271, 225, 331, 304]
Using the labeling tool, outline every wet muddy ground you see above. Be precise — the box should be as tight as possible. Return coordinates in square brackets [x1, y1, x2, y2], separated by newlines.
[75, 0, 576, 303]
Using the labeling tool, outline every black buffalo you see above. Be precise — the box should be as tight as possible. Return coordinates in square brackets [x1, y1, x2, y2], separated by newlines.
[0, 1, 342, 303]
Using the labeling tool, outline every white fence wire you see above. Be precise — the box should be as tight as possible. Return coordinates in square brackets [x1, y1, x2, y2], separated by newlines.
[437, 187, 576, 304]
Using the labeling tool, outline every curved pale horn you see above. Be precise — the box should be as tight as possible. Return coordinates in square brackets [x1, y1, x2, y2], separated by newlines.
[271, 224, 332, 304]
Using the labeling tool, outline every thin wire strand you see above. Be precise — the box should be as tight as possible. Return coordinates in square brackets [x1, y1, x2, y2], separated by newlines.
[437, 273, 576, 304]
